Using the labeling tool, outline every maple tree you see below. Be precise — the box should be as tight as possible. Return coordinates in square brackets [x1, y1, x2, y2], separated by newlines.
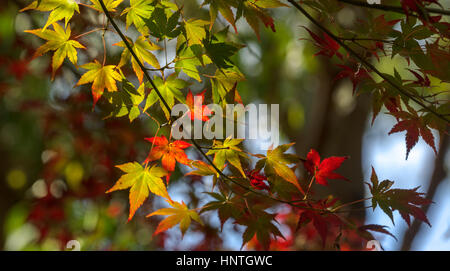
[4, 0, 449, 251]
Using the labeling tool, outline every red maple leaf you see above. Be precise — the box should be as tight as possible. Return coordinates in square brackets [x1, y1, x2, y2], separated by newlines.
[408, 69, 431, 87]
[388, 109, 437, 159]
[186, 89, 212, 121]
[334, 64, 370, 93]
[144, 136, 191, 177]
[303, 27, 343, 60]
[246, 169, 270, 191]
[296, 198, 341, 247]
[303, 149, 349, 186]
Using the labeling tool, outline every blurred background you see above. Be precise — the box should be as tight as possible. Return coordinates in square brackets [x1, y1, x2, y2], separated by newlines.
[0, 0, 449, 250]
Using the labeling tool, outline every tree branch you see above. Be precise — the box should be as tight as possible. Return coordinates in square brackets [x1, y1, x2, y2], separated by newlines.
[287, 0, 450, 124]
[337, 0, 450, 16]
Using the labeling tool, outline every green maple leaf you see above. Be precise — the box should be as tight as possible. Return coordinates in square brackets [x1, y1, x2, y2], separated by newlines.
[184, 19, 210, 46]
[255, 143, 302, 193]
[145, 73, 187, 117]
[103, 78, 146, 122]
[115, 35, 161, 83]
[206, 137, 248, 177]
[121, 0, 155, 34]
[237, 209, 283, 249]
[107, 162, 170, 221]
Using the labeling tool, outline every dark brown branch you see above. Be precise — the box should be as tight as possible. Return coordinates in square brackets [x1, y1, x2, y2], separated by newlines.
[337, 0, 450, 16]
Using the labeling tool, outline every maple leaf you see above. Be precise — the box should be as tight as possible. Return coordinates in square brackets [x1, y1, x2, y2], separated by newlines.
[408, 69, 431, 87]
[206, 137, 248, 177]
[147, 200, 203, 236]
[246, 169, 270, 191]
[201, 192, 242, 230]
[175, 40, 212, 82]
[334, 64, 370, 94]
[145, 73, 188, 117]
[144, 135, 192, 179]
[388, 106, 437, 159]
[104, 79, 146, 122]
[205, 0, 238, 33]
[236, 209, 284, 250]
[20, 0, 80, 30]
[255, 143, 303, 193]
[372, 15, 401, 36]
[302, 27, 343, 60]
[357, 224, 397, 241]
[240, 1, 279, 39]
[296, 198, 341, 247]
[211, 68, 245, 105]
[186, 89, 212, 121]
[144, 7, 182, 39]
[121, 0, 155, 34]
[76, 60, 122, 105]
[184, 19, 210, 46]
[88, 0, 123, 12]
[107, 162, 170, 221]
[114, 36, 161, 83]
[367, 167, 432, 226]
[25, 23, 85, 79]
[303, 149, 348, 186]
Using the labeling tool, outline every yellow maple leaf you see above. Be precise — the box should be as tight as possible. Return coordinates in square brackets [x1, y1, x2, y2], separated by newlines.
[147, 200, 203, 236]
[20, 0, 80, 30]
[76, 60, 122, 105]
[25, 23, 85, 79]
[88, 0, 124, 12]
[114, 36, 161, 83]
[107, 162, 171, 221]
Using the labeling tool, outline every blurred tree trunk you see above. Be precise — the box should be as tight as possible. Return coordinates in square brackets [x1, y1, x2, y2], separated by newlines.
[400, 134, 449, 250]
[257, 30, 370, 221]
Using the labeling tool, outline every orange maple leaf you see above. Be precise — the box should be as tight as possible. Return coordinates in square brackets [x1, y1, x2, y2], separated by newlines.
[144, 136, 192, 180]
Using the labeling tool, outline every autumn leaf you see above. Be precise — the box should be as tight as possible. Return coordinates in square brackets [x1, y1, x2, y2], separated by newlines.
[303, 149, 349, 186]
[89, 0, 123, 12]
[367, 167, 432, 226]
[236, 209, 284, 250]
[240, 1, 277, 39]
[25, 23, 85, 79]
[186, 89, 212, 121]
[144, 135, 192, 180]
[107, 162, 170, 221]
[388, 106, 437, 159]
[121, 0, 155, 34]
[206, 0, 237, 33]
[76, 60, 122, 105]
[206, 137, 248, 177]
[246, 169, 270, 191]
[147, 200, 203, 236]
[334, 64, 370, 94]
[145, 73, 188, 117]
[184, 19, 210, 46]
[357, 224, 397, 241]
[255, 143, 303, 193]
[302, 27, 343, 60]
[296, 198, 341, 247]
[20, 0, 80, 30]
[114, 36, 161, 83]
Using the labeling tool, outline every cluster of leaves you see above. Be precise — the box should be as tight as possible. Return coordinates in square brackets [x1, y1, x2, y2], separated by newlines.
[19, 0, 446, 250]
